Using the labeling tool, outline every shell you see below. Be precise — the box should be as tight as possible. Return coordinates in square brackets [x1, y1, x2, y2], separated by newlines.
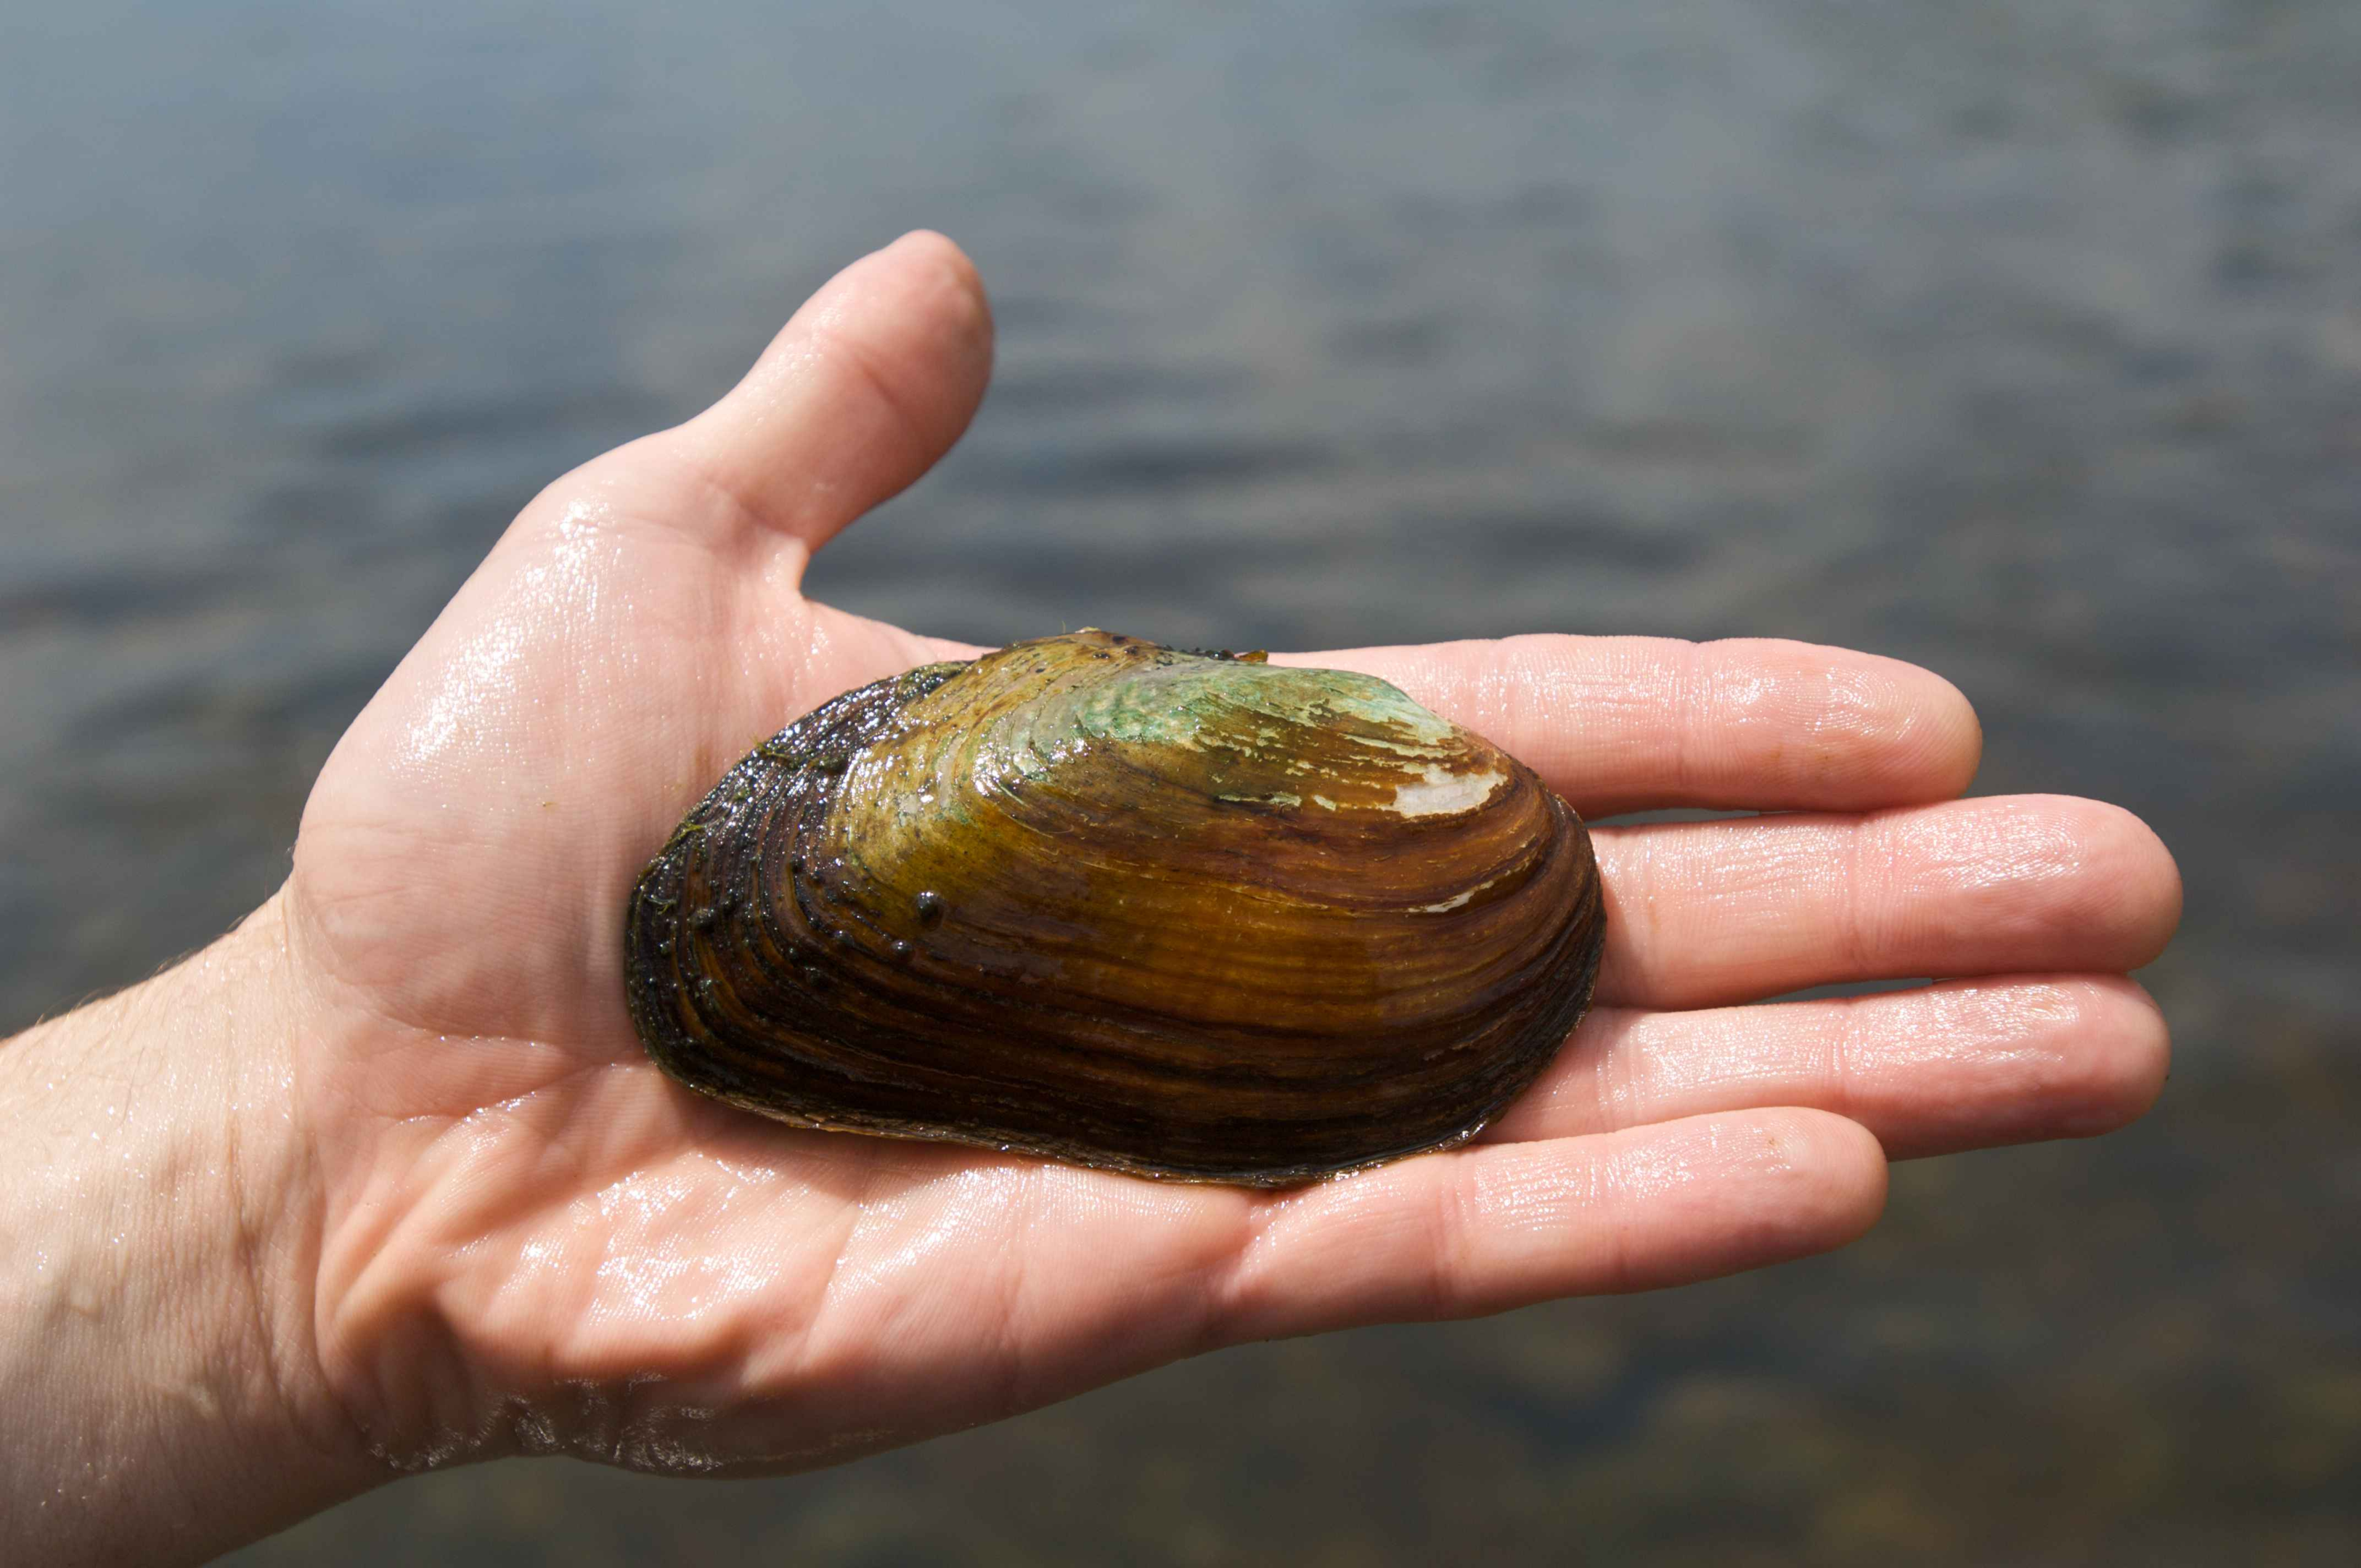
[623, 629, 1605, 1186]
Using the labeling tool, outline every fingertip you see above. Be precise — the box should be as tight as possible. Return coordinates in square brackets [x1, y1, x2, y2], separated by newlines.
[2133, 818, 2186, 968]
[669, 229, 995, 554]
[1746, 1106, 1890, 1253]
[889, 228, 987, 296]
[862, 229, 995, 375]
[1919, 667, 1984, 799]
[1592, 1108, 1887, 1292]
[782, 228, 995, 444]
[1813, 643, 1983, 805]
[2066, 799, 2185, 969]
[2063, 973, 2174, 1136]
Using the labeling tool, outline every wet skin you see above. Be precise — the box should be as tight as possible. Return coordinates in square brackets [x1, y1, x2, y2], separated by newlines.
[284, 231, 2177, 1467]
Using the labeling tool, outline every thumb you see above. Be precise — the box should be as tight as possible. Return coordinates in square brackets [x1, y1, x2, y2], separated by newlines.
[664, 229, 993, 564]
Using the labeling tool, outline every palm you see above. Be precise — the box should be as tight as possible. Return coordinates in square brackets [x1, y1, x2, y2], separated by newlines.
[279, 235, 2179, 1473]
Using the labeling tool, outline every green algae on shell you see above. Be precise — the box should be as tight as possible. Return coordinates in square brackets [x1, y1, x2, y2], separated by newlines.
[622, 629, 1605, 1186]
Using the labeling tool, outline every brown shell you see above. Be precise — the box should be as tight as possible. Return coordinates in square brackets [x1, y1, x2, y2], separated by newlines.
[622, 629, 1604, 1186]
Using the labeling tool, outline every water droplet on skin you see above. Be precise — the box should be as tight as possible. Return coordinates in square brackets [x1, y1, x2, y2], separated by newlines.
[890, 939, 913, 962]
[914, 890, 946, 928]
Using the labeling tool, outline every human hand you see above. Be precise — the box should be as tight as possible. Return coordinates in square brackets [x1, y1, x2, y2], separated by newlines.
[1, 233, 2181, 1561]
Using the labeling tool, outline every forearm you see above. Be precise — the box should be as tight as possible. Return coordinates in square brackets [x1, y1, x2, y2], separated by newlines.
[0, 895, 382, 1566]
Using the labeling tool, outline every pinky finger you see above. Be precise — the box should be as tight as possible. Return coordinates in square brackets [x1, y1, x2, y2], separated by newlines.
[1213, 1108, 1887, 1344]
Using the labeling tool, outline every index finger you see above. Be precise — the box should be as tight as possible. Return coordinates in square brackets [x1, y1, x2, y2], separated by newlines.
[1290, 634, 1982, 816]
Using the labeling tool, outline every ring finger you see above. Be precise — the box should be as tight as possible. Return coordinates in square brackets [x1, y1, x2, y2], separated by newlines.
[1481, 973, 2172, 1158]
[1589, 793, 2182, 1009]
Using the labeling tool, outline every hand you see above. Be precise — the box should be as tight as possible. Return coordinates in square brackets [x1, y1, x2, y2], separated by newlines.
[1, 233, 2181, 1561]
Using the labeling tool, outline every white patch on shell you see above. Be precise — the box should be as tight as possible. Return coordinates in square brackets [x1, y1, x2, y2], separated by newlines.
[1416, 873, 1504, 913]
[1390, 765, 1504, 818]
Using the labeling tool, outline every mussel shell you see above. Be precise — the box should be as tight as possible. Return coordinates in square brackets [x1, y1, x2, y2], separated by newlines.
[624, 629, 1604, 1185]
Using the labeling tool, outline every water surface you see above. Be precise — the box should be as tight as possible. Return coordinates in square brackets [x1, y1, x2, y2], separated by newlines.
[3, 1, 2356, 1561]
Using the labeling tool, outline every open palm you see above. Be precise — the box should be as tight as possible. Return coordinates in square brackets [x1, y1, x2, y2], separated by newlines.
[281, 234, 2179, 1473]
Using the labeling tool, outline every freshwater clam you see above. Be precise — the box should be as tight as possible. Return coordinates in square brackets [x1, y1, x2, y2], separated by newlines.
[623, 629, 1605, 1185]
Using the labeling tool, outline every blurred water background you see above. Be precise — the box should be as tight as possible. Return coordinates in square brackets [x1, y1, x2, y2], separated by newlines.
[4, 0, 2357, 1561]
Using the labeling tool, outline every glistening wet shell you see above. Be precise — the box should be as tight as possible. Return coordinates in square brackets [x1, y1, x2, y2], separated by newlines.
[623, 629, 1605, 1186]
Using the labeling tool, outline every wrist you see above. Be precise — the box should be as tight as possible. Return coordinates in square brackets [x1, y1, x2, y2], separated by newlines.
[0, 891, 384, 1565]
